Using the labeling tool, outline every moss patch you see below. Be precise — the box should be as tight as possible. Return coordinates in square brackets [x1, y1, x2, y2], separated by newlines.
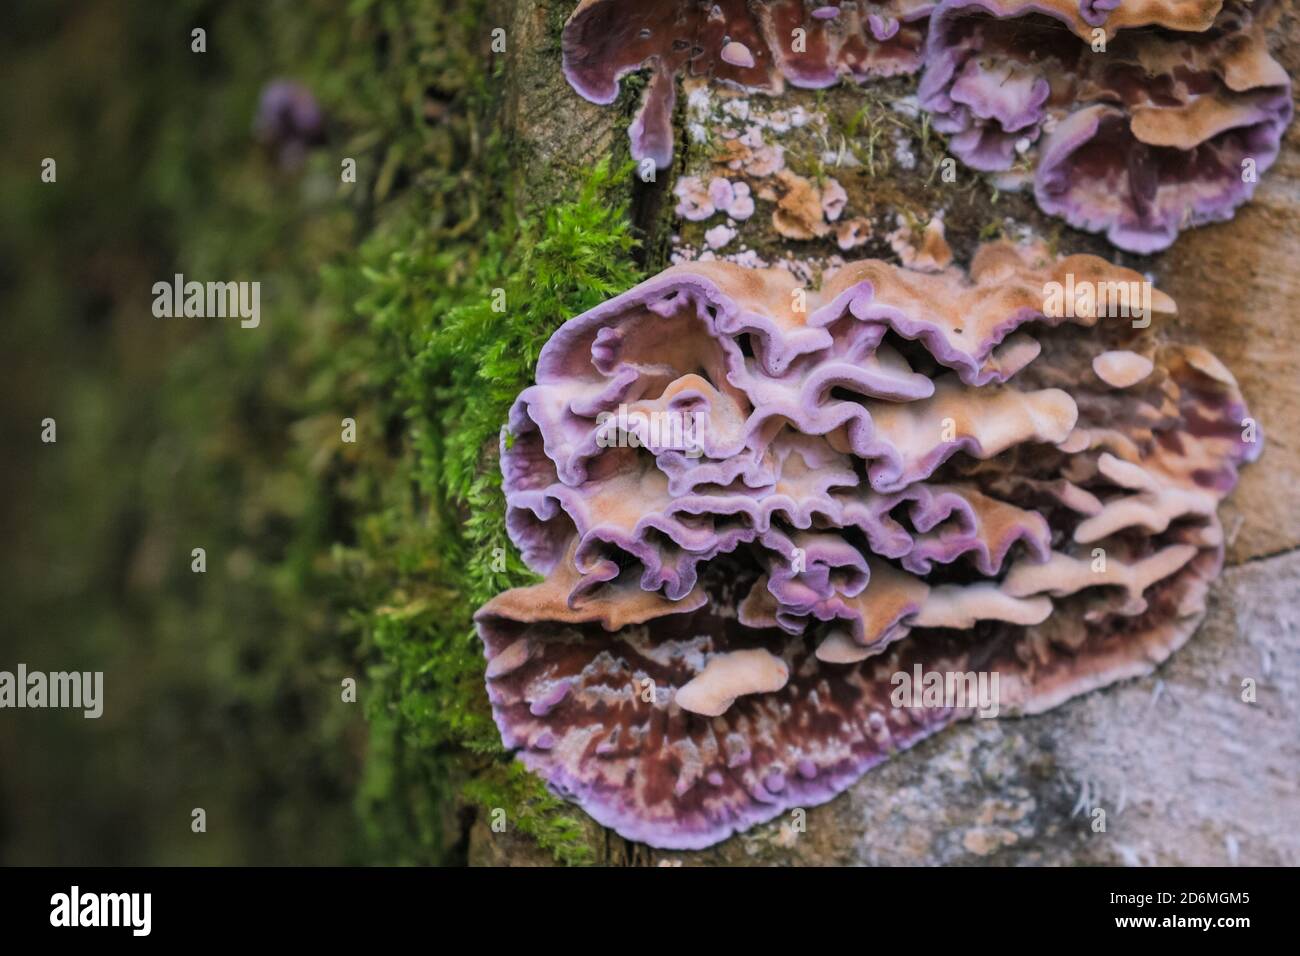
[298, 0, 644, 864]
[348, 156, 642, 864]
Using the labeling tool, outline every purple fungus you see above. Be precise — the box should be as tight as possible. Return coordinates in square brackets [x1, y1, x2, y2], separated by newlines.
[917, 0, 1292, 252]
[253, 79, 326, 170]
[561, 0, 936, 168]
[476, 242, 1258, 848]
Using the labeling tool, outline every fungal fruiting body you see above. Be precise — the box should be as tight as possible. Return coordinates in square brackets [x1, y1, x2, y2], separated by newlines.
[476, 242, 1258, 849]
[254, 79, 326, 169]
[918, 0, 1292, 252]
[562, 0, 935, 167]
[561, 1, 1292, 251]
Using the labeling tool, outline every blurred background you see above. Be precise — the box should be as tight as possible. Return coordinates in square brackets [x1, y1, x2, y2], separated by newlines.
[0, 0, 459, 865]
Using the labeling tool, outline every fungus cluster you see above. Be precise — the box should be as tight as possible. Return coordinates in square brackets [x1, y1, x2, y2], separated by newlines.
[561, 1, 1292, 253]
[476, 242, 1258, 848]
[918, 0, 1292, 251]
[562, 0, 935, 168]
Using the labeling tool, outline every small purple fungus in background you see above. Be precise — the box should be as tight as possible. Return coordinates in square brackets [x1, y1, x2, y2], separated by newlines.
[254, 79, 327, 170]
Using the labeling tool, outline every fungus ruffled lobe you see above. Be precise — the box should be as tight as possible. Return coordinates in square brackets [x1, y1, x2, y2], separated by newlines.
[476, 242, 1258, 849]
[918, 0, 1292, 252]
[562, 0, 935, 167]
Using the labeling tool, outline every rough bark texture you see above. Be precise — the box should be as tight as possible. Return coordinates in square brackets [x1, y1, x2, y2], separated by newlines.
[470, 0, 1300, 866]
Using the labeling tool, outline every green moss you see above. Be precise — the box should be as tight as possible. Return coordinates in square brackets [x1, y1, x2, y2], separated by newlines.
[336, 63, 643, 856]
[345, 156, 642, 864]
[279, 0, 651, 865]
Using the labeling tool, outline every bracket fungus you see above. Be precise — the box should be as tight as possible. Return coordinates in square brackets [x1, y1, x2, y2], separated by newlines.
[562, 0, 936, 167]
[918, 0, 1293, 252]
[476, 241, 1258, 849]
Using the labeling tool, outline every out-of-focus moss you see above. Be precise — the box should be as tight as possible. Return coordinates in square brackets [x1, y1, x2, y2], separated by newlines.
[0, 0, 376, 865]
[2, 0, 643, 865]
